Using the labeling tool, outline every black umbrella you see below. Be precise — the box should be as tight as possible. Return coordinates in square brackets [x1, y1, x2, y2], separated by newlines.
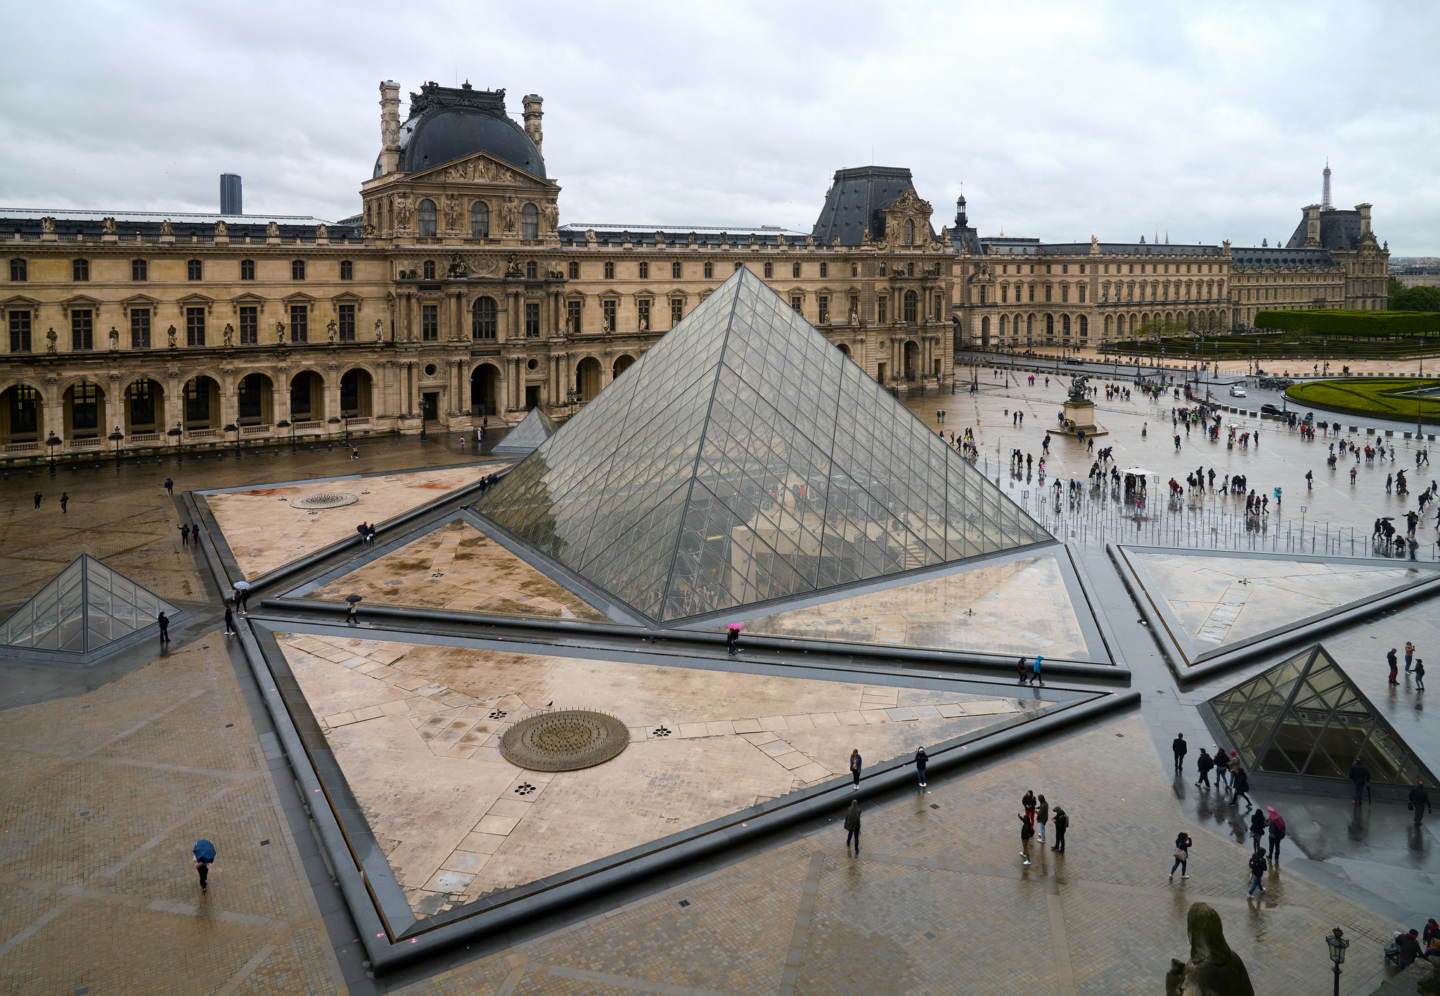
[345, 594, 363, 603]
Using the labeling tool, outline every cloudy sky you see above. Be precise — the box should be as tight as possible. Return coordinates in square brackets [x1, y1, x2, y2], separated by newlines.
[3, 2, 1436, 252]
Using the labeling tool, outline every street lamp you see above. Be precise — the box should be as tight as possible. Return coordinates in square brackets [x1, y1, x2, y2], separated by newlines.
[108, 425, 124, 466]
[1325, 927, 1348, 996]
[168, 422, 182, 463]
[45, 432, 60, 473]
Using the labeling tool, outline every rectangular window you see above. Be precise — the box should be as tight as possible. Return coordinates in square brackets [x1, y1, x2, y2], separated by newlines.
[637, 298, 651, 330]
[602, 298, 616, 332]
[337, 303, 355, 341]
[72, 383, 99, 432]
[238, 306, 257, 345]
[185, 380, 209, 422]
[848, 294, 858, 320]
[566, 299, 581, 333]
[421, 304, 438, 341]
[1060, 286, 1068, 303]
[291, 260, 305, 280]
[1028, 285, 1035, 302]
[1001, 285, 1008, 303]
[127, 382, 155, 426]
[638, 261, 649, 279]
[568, 261, 580, 279]
[819, 261, 828, 278]
[525, 301, 540, 337]
[877, 297, 888, 324]
[131, 259, 147, 281]
[671, 298, 682, 326]
[9, 385, 37, 435]
[289, 304, 307, 342]
[340, 260, 353, 280]
[790, 295, 802, 313]
[604, 261, 614, 279]
[130, 307, 151, 349]
[71, 309, 94, 350]
[817, 295, 829, 324]
[1078, 284, 1086, 303]
[187, 259, 202, 280]
[186, 306, 205, 346]
[672, 261, 681, 279]
[9, 259, 26, 282]
[240, 259, 255, 280]
[290, 375, 311, 416]
[73, 259, 89, 281]
[9, 310, 31, 353]
[238, 377, 261, 421]
[763, 262, 773, 278]
[703, 261, 713, 278]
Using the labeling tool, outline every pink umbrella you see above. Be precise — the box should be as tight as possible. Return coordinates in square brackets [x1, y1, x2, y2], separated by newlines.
[1266, 805, 1285, 835]
[726, 623, 744, 632]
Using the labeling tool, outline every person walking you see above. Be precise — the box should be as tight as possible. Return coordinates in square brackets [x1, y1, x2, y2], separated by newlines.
[844, 800, 861, 853]
[1390, 651, 1400, 686]
[1248, 809, 1266, 852]
[1265, 807, 1286, 862]
[1195, 747, 1214, 788]
[178, 522, 189, 545]
[346, 600, 360, 626]
[164, 477, 174, 497]
[914, 747, 928, 791]
[1246, 849, 1268, 898]
[1232, 766, 1253, 809]
[1405, 641, 1415, 674]
[1349, 758, 1370, 805]
[1172, 732, 1187, 774]
[1214, 746, 1230, 789]
[32, 491, 41, 511]
[849, 748, 862, 790]
[1226, 750, 1242, 794]
[1050, 806, 1068, 853]
[157, 611, 170, 644]
[1416, 658, 1426, 691]
[224, 604, 236, 636]
[60, 492, 68, 514]
[193, 840, 215, 893]
[726, 624, 740, 657]
[191, 524, 199, 545]
[1031, 654, 1044, 687]
[1171, 831, 1192, 880]
[1016, 655, 1029, 684]
[1019, 810, 1034, 866]
[1036, 794, 1049, 844]
[1411, 781, 1433, 826]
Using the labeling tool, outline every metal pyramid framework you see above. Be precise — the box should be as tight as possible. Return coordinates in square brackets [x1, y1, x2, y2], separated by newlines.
[1207, 644, 1435, 788]
[0, 554, 180, 663]
[492, 406, 559, 454]
[473, 266, 1051, 623]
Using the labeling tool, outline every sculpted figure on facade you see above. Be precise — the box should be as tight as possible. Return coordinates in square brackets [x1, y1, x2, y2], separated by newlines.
[41, 216, 56, 234]
[166, 325, 177, 348]
[214, 219, 227, 238]
[266, 221, 280, 238]
[394, 192, 413, 232]
[447, 252, 469, 278]
[500, 198, 517, 234]
[222, 323, 234, 347]
[102, 216, 116, 235]
[327, 319, 337, 343]
[109, 327, 120, 350]
[505, 253, 523, 278]
[374, 319, 384, 341]
[316, 223, 327, 240]
[1165, 904, 1253, 996]
[275, 321, 287, 344]
[443, 194, 459, 233]
[160, 219, 174, 236]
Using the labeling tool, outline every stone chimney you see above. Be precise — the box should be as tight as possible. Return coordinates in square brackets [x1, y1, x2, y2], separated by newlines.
[1303, 204, 1321, 248]
[522, 94, 544, 155]
[378, 80, 402, 175]
[1356, 203, 1372, 237]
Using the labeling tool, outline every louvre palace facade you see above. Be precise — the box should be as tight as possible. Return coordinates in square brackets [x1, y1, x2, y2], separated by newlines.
[0, 79, 1387, 461]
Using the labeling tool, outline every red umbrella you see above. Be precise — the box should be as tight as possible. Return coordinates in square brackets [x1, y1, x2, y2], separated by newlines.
[1266, 805, 1285, 835]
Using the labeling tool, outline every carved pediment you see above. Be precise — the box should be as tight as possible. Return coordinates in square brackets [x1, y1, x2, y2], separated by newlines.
[888, 188, 932, 217]
[407, 152, 554, 188]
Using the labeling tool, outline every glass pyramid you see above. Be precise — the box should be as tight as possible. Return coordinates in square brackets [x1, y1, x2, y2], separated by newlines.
[1208, 644, 1434, 785]
[492, 406, 559, 454]
[0, 554, 179, 661]
[474, 266, 1051, 623]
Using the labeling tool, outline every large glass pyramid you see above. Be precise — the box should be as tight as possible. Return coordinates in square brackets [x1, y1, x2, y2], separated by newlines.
[1208, 644, 1434, 786]
[473, 266, 1051, 623]
[492, 406, 559, 455]
[0, 554, 180, 662]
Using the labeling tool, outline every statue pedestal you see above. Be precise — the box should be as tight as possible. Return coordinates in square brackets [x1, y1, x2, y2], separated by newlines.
[1047, 399, 1108, 437]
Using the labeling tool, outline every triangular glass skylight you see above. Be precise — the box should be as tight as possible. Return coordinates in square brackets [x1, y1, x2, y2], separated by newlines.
[0, 554, 180, 662]
[474, 266, 1051, 623]
[1208, 644, 1434, 786]
[492, 406, 559, 454]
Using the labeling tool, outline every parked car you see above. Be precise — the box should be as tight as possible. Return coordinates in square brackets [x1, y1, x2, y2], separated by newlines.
[1064, 357, 1084, 365]
[1229, 384, 1247, 398]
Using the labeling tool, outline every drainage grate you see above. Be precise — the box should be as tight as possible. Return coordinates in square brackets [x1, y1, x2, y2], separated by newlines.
[677, 899, 690, 908]
[929, 804, 940, 810]
[652, 726, 672, 738]
[260, 839, 270, 846]
[514, 783, 537, 796]
[488, 710, 508, 720]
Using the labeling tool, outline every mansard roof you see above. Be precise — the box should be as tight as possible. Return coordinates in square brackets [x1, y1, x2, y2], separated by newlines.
[811, 166, 935, 247]
[1286, 208, 1368, 251]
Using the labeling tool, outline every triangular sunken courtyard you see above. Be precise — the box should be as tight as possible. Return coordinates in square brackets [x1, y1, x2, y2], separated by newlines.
[473, 266, 1050, 624]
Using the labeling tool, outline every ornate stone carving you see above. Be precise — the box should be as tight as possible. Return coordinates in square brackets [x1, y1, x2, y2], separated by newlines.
[327, 319, 337, 343]
[222, 323, 234, 347]
[446, 252, 469, 278]
[1165, 904, 1253, 996]
[159, 219, 174, 236]
[214, 219, 227, 238]
[363, 222, 376, 237]
[505, 254, 523, 278]
[275, 321, 287, 344]
[266, 221, 280, 238]
[166, 325, 177, 348]
[394, 192, 413, 231]
[443, 194, 459, 233]
[585, 228, 597, 244]
[374, 319, 384, 341]
[316, 223, 328, 240]
[41, 217, 55, 234]
[108, 327, 119, 350]
[101, 217, 116, 235]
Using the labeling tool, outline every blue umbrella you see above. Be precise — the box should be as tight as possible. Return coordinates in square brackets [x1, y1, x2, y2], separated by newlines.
[193, 839, 216, 862]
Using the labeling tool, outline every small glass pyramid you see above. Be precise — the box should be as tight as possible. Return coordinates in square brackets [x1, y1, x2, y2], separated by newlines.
[474, 266, 1051, 623]
[492, 406, 559, 454]
[0, 554, 179, 662]
[1208, 644, 1434, 786]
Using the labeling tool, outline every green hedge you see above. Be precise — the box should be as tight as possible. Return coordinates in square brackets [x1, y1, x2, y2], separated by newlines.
[1286, 377, 1440, 424]
[1256, 310, 1440, 337]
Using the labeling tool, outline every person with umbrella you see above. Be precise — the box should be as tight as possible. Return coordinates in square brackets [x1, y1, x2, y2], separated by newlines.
[234, 580, 251, 614]
[193, 839, 216, 893]
[726, 622, 742, 657]
[346, 594, 362, 626]
[1265, 806, 1286, 862]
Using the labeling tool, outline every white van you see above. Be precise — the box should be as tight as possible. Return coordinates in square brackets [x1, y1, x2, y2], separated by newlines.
[1229, 384, 1247, 398]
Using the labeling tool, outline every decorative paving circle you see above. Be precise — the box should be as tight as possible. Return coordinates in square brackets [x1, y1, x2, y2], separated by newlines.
[499, 710, 629, 771]
[289, 492, 359, 509]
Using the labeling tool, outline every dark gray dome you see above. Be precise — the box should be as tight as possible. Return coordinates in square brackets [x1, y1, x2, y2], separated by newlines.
[373, 82, 545, 179]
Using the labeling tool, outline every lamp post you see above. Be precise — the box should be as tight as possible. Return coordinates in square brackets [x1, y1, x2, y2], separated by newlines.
[1325, 927, 1348, 996]
[169, 422, 182, 464]
[224, 423, 239, 458]
[45, 432, 60, 473]
[276, 419, 295, 453]
[108, 425, 124, 466]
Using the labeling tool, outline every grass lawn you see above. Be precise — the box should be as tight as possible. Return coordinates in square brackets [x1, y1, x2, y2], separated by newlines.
[1286, 377, 1440, 424]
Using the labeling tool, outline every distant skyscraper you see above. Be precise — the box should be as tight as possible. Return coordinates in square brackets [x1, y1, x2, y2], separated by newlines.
[220, 174, 242, 215]
[1321, 161, 1332, 211]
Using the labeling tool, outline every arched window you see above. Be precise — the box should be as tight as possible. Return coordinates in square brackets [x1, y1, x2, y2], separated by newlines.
[526, 261, 537, 280]
[470, 201, 489, 238]
[1062, 315, 1071, 336]
[999, 315, 1008, 336]
[902, 290, 918, 323]
[423, 260, 436, 280]
[472, 296, 497, 339]
[521, 203, 538, 240]
[903, 219, 914, 244]
[417, 199, 437, 237]
[1026, 314, 1034, 336]
[291, 259, 305, 280]
[1046, 314, 1055, 338]
[1079, 315, 1088, 337]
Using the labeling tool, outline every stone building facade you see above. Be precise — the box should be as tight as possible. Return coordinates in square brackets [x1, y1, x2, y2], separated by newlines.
[0, 80, 956, 461]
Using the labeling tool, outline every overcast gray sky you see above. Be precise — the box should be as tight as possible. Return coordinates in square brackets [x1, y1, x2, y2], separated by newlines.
[3, 2, 1436, 252]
